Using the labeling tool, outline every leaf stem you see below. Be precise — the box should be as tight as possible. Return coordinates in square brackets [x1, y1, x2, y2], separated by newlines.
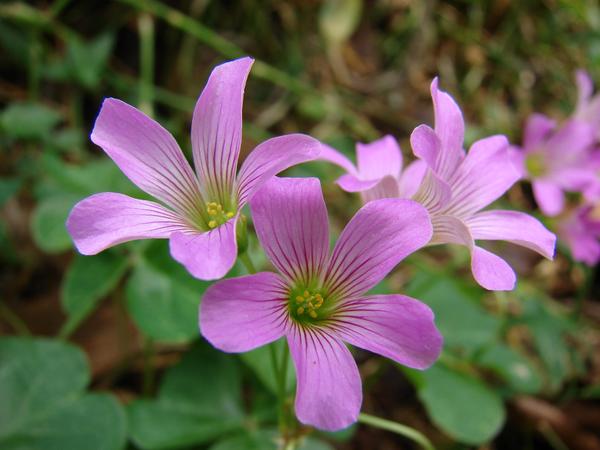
[0, 301, 31, 336]
[239, 252, 257, 274]
[358, 413, 435, 450]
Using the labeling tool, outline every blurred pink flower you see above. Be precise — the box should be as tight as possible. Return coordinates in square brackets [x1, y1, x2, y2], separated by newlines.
[574, 70, 600, 134]
[200, 177, 442, 431]
[509, 114, 597, 216]
[557, 203, 600, 266]
[321, 79, 555, 291]
[67, 57, 321, 280]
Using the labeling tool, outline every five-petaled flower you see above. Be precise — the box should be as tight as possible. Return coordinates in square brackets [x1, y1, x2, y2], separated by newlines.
[66, 57, 321, 280]
[200, 176, 443, 431]
[320, 79, 556, 291]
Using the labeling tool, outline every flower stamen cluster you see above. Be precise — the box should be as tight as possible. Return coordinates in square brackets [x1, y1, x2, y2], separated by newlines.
[206, 202, 234, 229]
[293, 289, 324, 319]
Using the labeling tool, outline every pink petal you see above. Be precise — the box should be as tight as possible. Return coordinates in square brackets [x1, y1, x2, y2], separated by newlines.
[545, 119, 595, 159]
[249, 177, 329, 286]
[319, 143, 358, 175]
[236, 134, 322, 206]
[523, 113, 556, 150]
[430, 214, 473, 246]
[169, 217, 238, 280]
[336, 174, 380, 193]
[332, 294, 443, 369]
[430, 78, 465, 178]
[67, 192, 189, 255]
[410, 124, 440, 169]
[324, 199, 432, 300]
[412, 170, 452, 214]
[466, 210, 555, 259]
[575, 69, 593, 108]
[287, 326, 361, 431]
[360, 175, 400, 203]
[430, 215, 516, 291]
[199, 272, 289, 352]
[191, 57, 253, 203]
[356, 135, 402, 180]
[507, 146, 527, 179]
[471, 246, 516, 291]
[90, 99, 203, 217]
[444, 135, 519, 218]
[398, 160, 427, 198]
[532, 180, 564, 216]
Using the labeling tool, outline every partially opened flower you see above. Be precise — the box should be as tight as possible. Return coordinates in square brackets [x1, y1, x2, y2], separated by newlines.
[67, 57, 321, 280]
[200, 177, 442, 431]
[320, 79, 556, 291]
[509, 114, 597, 216]
[319, 135, 426, 202]
[557, 203, 600, 266]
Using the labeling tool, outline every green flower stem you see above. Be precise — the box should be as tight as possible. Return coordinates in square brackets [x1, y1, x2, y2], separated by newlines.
[238, 252, 289, 435]
[138, 12, 155, 117]
[358, 413, 435, 450]
[239, 252, 257, 274]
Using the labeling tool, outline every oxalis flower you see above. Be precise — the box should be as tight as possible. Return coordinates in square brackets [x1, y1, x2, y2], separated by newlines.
[200, 177, 443, 431]
[509, 114, 598, 217]
[66, 57, 321, 280]
[321, 79, 556, 291]
[556, 203, 600, 266]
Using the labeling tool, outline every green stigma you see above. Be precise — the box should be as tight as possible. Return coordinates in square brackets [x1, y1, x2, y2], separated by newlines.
[525, 152, 547, 178]
[288, 286, 328, 324]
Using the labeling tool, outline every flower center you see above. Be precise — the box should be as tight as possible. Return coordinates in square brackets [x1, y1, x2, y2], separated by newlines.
[206, 202, 235, 229]
[525, 152, 547, 178]
[288, 287, 329, 323]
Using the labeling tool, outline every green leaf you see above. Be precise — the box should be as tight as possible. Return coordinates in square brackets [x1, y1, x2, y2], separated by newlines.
[125, 240, 208, 343]
[1, 102, 61, 140]
[0, 337, 126, 450]
[30, 193, 80, 253]
[60, 252, 129, 336]
[128, 341, 244, 449]
[240, 339, 296, 395]
[40, 155, 139, 199]
[407, 272, 501, 356]
[209, 430, 334, 450]
[417, 363, 506, 445]
[0, 177, 21, 206]
[517, 297, 575, 390]
[477, 344, 543, 395]
[66, 33, 114, 89]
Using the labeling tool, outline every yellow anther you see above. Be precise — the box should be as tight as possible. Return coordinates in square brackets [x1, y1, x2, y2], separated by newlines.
[296, 296, 304, 303]
[303, 291, 310, 298]
[297, 307, 305, 315]
[208, 220, 217, 228]
[309, 310, 318, 319]
[226, 212, 234, 218]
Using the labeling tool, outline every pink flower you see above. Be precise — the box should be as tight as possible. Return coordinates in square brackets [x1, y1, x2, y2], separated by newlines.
[557, 203, 600, 266]
[574, 70, 600, 135]
[509, 114, 598, 216]
[200, 177, 442, 431]
[66, 57, 321, 280]
[321, 79, 556, 291]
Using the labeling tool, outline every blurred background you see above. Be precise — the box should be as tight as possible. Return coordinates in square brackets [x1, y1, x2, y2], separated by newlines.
[1, 1, 599, 449]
